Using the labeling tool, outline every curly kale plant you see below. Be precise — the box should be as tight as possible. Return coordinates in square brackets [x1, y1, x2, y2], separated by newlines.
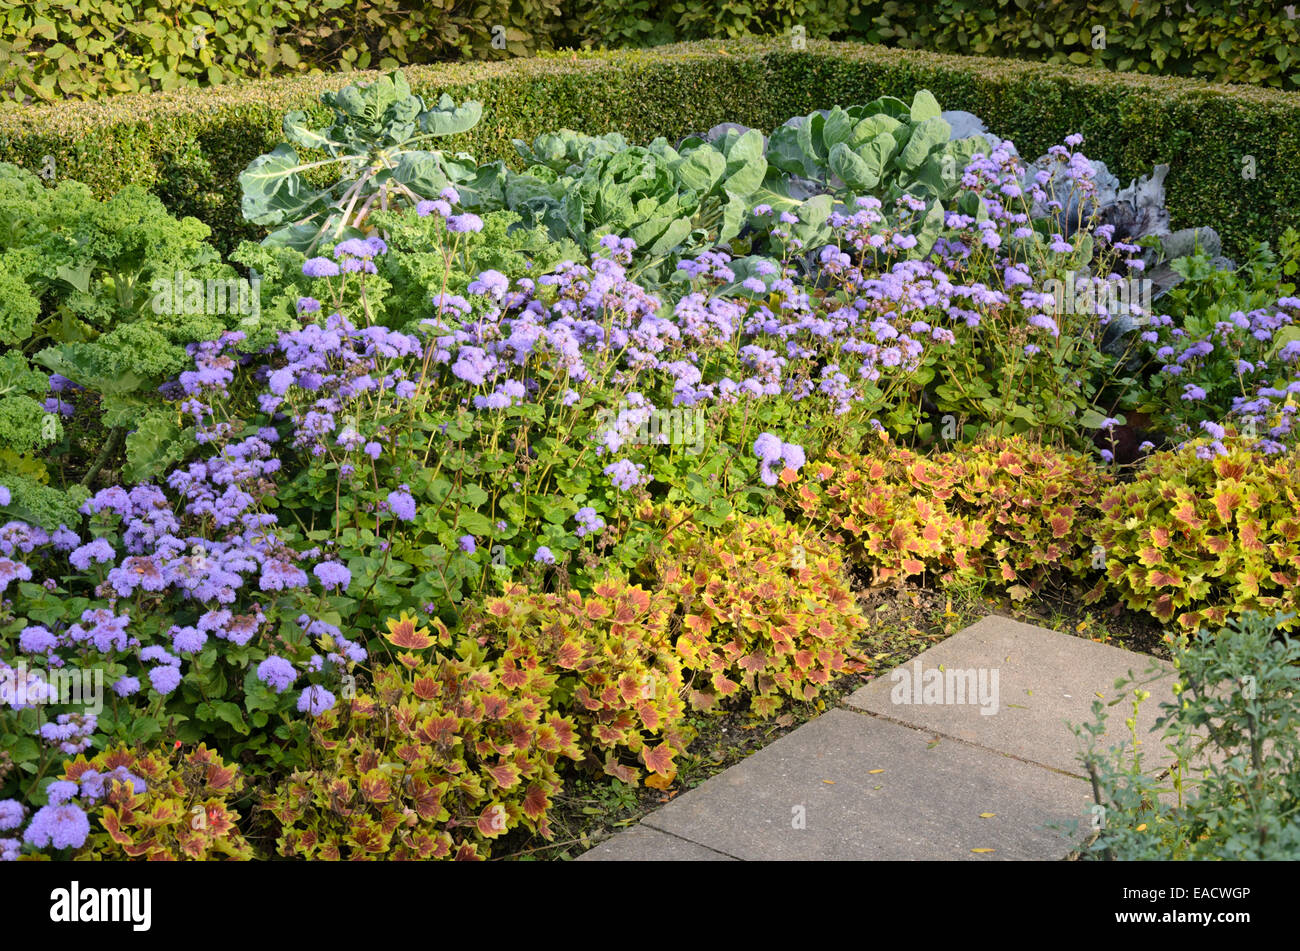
[239, 70, 482, 253]
[0, 163, 280, 524]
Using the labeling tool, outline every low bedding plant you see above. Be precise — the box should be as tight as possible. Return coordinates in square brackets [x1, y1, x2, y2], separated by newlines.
[1, 75, 1298, 860]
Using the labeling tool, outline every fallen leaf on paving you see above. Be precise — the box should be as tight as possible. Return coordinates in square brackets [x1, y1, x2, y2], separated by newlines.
[979, 813, 996, 818]
[970, 848, 996, 853]
[868, 768, 885, 774]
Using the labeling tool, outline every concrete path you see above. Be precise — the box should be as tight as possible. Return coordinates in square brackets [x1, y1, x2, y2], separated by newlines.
[578, 615, 1177, 861]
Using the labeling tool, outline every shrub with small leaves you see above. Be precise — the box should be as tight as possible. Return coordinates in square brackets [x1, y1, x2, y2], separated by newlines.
[1074, 612, 1300, 861]
[1088, 434, 1300, 631]
[649, 506, 868, 716]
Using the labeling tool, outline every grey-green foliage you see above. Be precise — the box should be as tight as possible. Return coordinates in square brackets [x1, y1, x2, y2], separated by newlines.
[1072, 611, 1300, 860]
[239, 70, 483, 254]
[759, 91, 991, 258]
[455, 88, 992, 282]
[461, 125, 770, 282]
[239, 74, 994, 282]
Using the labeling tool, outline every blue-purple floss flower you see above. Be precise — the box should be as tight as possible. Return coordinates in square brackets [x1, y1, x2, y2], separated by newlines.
[313, 561, 351, 591]
[387, 489, 417, 522]
[298, 685, 336, 716]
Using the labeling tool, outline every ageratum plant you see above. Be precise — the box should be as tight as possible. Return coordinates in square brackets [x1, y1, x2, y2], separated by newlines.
[239, 202, 948, 624]
[1131, 267, 1300, 452]
[1, 201, 936, 860]
[0, 334, 368, 861]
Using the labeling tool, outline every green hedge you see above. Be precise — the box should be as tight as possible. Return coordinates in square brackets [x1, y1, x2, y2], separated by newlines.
[0, 0, 563, 104]
[1, 39, 1296, 258]
[850, 1, 1299, 91]
[569, 2, 1300, 91]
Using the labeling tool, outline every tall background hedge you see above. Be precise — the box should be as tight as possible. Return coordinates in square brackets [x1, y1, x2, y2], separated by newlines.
[0, 0, 564, 102]
[571, 0, 1299, 90]
[2, 1, 1295, 104]
[1, 39, 1296, 258]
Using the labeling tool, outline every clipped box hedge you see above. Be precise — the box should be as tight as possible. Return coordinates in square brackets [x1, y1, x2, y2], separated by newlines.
[1, 38, 1296, 257]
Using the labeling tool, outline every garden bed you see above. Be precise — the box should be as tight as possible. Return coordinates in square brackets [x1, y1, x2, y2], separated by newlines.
[1, 59, 1297, 863]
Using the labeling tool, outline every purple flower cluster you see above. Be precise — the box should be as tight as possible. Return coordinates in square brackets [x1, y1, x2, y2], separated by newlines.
[574, 507, 605, 539]
[1141, 295, 1300, 454]
[39, 713, 97, 756]
[753, 433, 806, 486]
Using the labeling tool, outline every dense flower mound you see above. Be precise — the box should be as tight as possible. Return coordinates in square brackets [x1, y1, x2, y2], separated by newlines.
[1088, 433, 1300, 631]
[796, 434, 1108, 592]
[646, 504, 869, 717]
[264, 612, 582, 862]
[471, 579, 690, 789]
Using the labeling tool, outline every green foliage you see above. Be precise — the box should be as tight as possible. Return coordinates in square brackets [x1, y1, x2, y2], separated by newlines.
[466, 125, 771, 278]
[1075, 612, 1300, 860]
[0, 0, 562, 104]
[854, 1, 1300, 91]
[797, 434, 1108, 593]
[0, 471, 88, 528]
[62, 745, 253, 860]
[4, 41, 1297, 259]
[0, 163, 281, 508]
[1089, 435, 1300, 631]
[649, 506, 868, 717]
[761, 92, 985, 256]
[240, 71, 483, 253]
[566, 0, 861, 48]
[405, 88, 989, 277]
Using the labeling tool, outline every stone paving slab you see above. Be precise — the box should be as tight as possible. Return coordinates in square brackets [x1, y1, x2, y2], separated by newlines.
[636, 709, 1093, 860]
[848, 615, 1175, 777]
[574, 825, 738, 861]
